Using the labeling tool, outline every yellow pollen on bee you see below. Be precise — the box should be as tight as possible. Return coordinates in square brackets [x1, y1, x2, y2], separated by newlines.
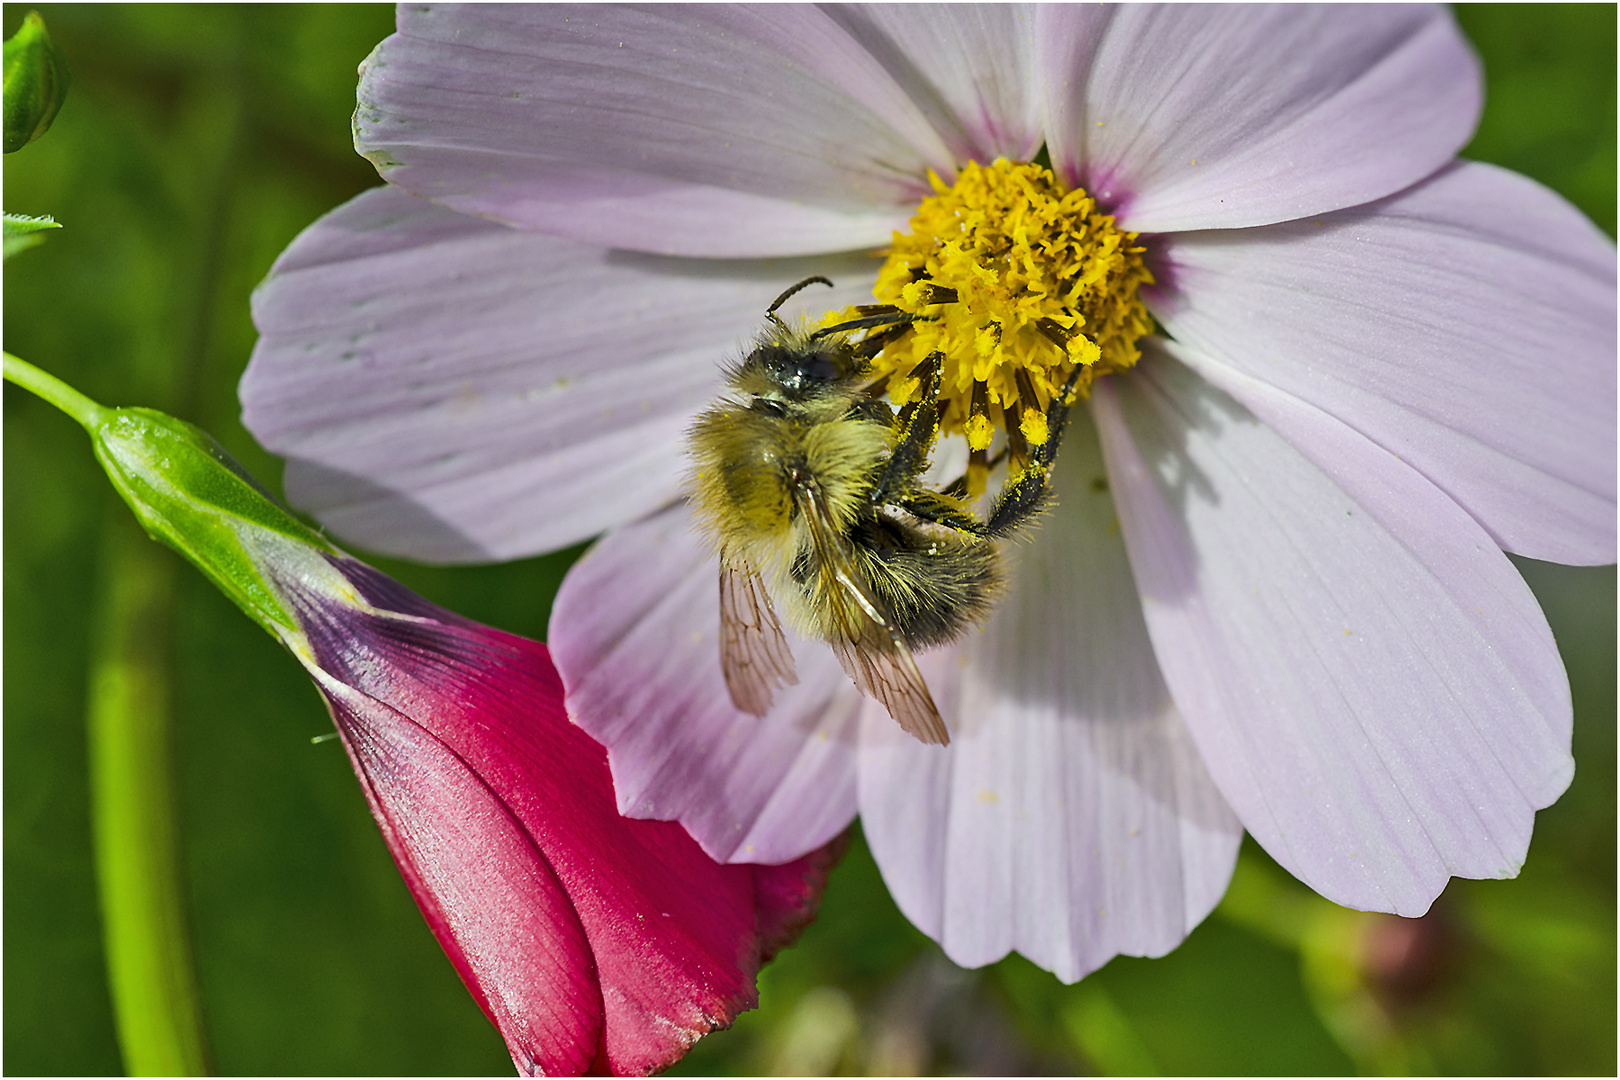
[824, 158, 1154, 492]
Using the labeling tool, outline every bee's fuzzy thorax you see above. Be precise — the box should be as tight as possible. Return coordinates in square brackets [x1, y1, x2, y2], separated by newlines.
[686, 385, 891, 584]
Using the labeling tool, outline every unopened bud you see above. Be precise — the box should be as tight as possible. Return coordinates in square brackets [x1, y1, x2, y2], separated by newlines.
[90, 407, 338, 637]
[4, 11, 71, 152]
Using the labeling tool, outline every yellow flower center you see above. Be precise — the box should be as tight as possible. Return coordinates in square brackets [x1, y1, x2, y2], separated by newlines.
[825, 159, 1154, 494]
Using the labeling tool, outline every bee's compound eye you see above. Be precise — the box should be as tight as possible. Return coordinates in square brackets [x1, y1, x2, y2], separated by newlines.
[792, 352, 841, 386]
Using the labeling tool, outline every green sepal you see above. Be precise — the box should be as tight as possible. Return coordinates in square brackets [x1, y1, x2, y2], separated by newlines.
[4, 11, 70, 153]
[4, 211, 61, 259]
[90, 407, 339, 637]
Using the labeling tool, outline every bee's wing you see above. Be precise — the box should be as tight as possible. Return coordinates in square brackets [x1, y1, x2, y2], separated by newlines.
[794, 488, 950, 746]
[829, 618, 950, 747]
[719, 554, 799, 716]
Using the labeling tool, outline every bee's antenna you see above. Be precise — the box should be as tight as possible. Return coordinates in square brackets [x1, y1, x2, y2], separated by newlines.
[766, 276, 835, 329]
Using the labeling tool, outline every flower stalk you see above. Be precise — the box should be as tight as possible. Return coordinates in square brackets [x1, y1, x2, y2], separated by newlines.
[3, 351, 104, 424]
[87, 524, 210, 1076]
[6, 351, 212, 1074]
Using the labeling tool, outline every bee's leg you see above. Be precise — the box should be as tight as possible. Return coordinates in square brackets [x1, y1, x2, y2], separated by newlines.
[813, 307, 918, 339]
[882, 351, 997, 538]
[872, 353, 943, 507]
[854, 320, 915, 365]
[830, 285, 952, 334]
[895, 488, 989, 537]
[983, 366, 1086, 538]
[982, 462, 1053, 538]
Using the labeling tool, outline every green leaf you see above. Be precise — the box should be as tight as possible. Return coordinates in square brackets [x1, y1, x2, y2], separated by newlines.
[3, 10, 71, 153]
[4, 210, 61, 258]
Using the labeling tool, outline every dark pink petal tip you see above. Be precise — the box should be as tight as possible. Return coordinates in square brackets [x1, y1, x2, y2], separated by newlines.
[290, 554, 836, 1076]
[753, 832, 850, 965]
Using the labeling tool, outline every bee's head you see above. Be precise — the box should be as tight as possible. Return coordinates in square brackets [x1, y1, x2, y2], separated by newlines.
[731, 329, 867, 403]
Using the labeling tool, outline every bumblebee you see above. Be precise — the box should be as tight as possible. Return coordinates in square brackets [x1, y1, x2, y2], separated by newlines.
[688, 277, 1082, 745]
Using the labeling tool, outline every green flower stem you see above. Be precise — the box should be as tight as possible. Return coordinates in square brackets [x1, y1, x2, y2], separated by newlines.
[89, 523, 210, 1076]
[6, 352, 210, 1075]
[3, 350, 107, 427]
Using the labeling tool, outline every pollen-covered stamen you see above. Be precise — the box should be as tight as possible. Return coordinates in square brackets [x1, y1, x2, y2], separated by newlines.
[1034, 318, 1077, 357]
[967, 379, 992, 451]
[890, 356, 937, 409]
[1013, 368, 1046, 452]
[823, 158, 1154, 496]
[1005, 423, 1030, 471]
[909, 283, 959, 306]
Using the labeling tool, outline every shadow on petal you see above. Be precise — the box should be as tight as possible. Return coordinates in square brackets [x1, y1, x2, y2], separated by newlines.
[283, 455, 499, 563]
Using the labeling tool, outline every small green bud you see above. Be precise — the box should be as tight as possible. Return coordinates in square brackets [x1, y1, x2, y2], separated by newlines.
[4, 11, 70, 153]
[90, 407, 341, 637]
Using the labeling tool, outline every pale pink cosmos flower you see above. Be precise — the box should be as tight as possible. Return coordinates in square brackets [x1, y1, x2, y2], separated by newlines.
[242, 5, 1616, 983]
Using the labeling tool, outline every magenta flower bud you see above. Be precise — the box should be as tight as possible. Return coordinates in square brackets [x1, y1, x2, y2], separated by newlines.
[270, 551, 837, 1076]
[25, 377, 837, 1077]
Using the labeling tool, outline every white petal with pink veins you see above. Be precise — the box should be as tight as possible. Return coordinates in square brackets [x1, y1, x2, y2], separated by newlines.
[1093, 346, 1572, 915]
[859, 413, 1243, 982]
[1151, 161, 1617, 566]
[819, 4, 1043, 165]
[245, 186, 877, 562]
[354, 4, 955, 257]
[1041, 5, 1480, 231]
[551, 502, 860, 865]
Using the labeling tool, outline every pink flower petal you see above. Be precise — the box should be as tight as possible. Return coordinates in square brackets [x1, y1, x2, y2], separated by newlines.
[819, 4, 1043, 164]
[304, 557, 842, 1075]
[550, 502, 860, 865]
[244, 185, 878, 562]
[1041, 5, 1481, 230]
[317, 674, 603, 1076]
[354, 4, 954, 257]
[752, 839, 847, 965]
[859, 418, 1242, 981]
[1150, 161, 1618, 566]
[1092, 345, 1573, 916]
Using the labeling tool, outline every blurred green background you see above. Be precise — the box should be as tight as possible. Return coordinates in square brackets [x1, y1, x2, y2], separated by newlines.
[3, 4, 1613, 1075]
